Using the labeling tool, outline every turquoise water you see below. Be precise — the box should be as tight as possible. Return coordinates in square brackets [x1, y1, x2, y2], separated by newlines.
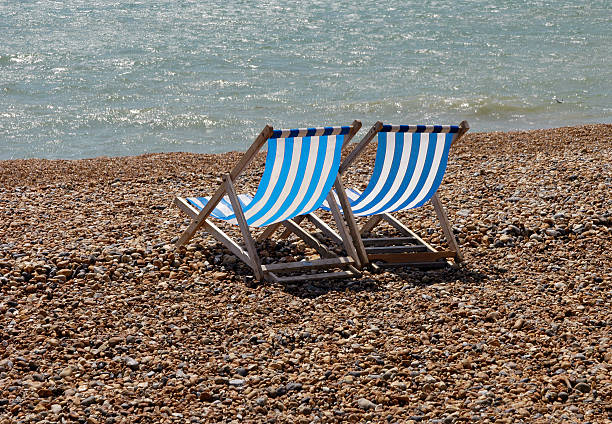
[1, 0, 610, 160]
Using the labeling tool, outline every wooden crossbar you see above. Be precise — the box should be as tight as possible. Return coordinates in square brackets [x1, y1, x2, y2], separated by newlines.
[268, 270, 358, 284]
[261, 257, 354, 273]
[365, 245, 428, 254]
[369, 251, 456, 263]
[361, 237, 418, 246]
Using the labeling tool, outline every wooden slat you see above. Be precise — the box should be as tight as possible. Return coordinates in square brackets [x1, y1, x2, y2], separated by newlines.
[261, 257, 354, 273]
[223, 174, 263, 280]
[272, 270, 358, 284]
[361, 237, 418, 246]
[381, 214, 438, 253]
[431, 194, 463, 263]
[365, 245, 428, 254]
[369, 251, 456, 263]
[375, 261, 449, 269]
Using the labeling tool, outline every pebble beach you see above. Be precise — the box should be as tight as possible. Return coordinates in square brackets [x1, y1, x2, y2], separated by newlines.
[1, 124, 611, 423]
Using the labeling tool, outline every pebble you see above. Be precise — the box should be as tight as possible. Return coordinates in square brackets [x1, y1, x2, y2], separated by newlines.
[357, 398, 376, 410]
[0, 125, 610, 423]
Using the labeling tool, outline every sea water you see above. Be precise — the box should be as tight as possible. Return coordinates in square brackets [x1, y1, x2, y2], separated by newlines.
[1, 0, 610, 160]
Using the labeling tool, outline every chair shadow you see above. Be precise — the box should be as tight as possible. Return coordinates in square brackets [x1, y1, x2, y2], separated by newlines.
[197, 238, 488, 299]
[277, 263, 488, 299]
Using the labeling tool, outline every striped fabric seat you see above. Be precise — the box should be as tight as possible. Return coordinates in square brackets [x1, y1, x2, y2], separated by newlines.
[187, 126, 349, 227]
[321, 124, 460, 216]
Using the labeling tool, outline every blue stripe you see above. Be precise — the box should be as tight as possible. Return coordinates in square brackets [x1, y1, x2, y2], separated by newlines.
[416, 125, 427, 133]
[449, 125, 459, 133]
[285, 135, 330, 218]
[349, 131, 390, 209]
[381, 125, 393, 132]
[392, 132, 438, 211]
[413, 133, 453, 208]
[306, 128, 317, 136]
[302, 135, 344, 216]
[242, 139, 278, 215]
[271, 130, 283, 138]
[368, 132, 420, 214]
[353, 132, 405, 215]
[257, 137, 312, 226]
[246, 138, 295, 225]
[288, 129, 300, 138]
[433, 125, 442, 133]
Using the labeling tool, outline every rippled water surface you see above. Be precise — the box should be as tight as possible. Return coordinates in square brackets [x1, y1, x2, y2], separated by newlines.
[1, 0, 610, 159]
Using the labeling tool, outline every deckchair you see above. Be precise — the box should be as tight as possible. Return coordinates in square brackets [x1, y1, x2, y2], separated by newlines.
[174, 121, 364, 282]
[318, 121, 470, 268]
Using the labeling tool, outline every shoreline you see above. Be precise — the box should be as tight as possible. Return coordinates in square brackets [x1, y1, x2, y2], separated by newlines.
[1, 124, 611, 422]
[1, 123, 610, 164]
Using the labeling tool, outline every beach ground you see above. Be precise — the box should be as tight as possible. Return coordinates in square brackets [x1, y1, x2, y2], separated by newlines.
[1, 124, 611, 423]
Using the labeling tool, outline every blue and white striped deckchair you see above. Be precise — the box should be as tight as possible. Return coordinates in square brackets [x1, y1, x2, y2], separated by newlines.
[319, 121, 470, 267]
[174, 121, 363, 282]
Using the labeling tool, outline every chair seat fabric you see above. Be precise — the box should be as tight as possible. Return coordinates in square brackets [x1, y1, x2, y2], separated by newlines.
[321, 126, 458, 216]
[187, 127, 349, 227]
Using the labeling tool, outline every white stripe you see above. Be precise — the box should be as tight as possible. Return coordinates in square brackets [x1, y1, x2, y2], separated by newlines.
[250, 138, 304, 227]
[373, 133, 431, 214]
[403, 133, 446, 209]
[301, 135, 338, 213]
[243, 140, 286, 221]
[356, 133, 412, 215]
[351, 135, 396, 212]
[188, 197, 206, 210]
[215, 197, 235, 217]
[269, 136, 320, 223]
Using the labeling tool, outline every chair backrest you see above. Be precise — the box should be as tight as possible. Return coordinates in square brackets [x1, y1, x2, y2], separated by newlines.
[243, 126, 350, 227]
[350, 124, 460, 216]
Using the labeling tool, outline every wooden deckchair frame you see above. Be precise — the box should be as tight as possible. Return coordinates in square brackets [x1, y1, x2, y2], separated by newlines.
[265, 121, 469, 269]
[336, 120, 470, 268]
[174, 121, 364, 282]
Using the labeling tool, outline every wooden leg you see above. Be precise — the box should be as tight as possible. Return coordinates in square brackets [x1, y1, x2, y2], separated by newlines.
[223, 174, 264, 280]
[326, 191, 361, 267]
[360, 215, 383, 235]
[431, 194, 463, 263]
[332, 178, 368, 266]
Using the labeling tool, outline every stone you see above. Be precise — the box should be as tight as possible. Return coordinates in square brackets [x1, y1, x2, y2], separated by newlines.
[574, 382, 590, 393]
[124, 357, 139, 370]
[356, 398, 376, 410]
